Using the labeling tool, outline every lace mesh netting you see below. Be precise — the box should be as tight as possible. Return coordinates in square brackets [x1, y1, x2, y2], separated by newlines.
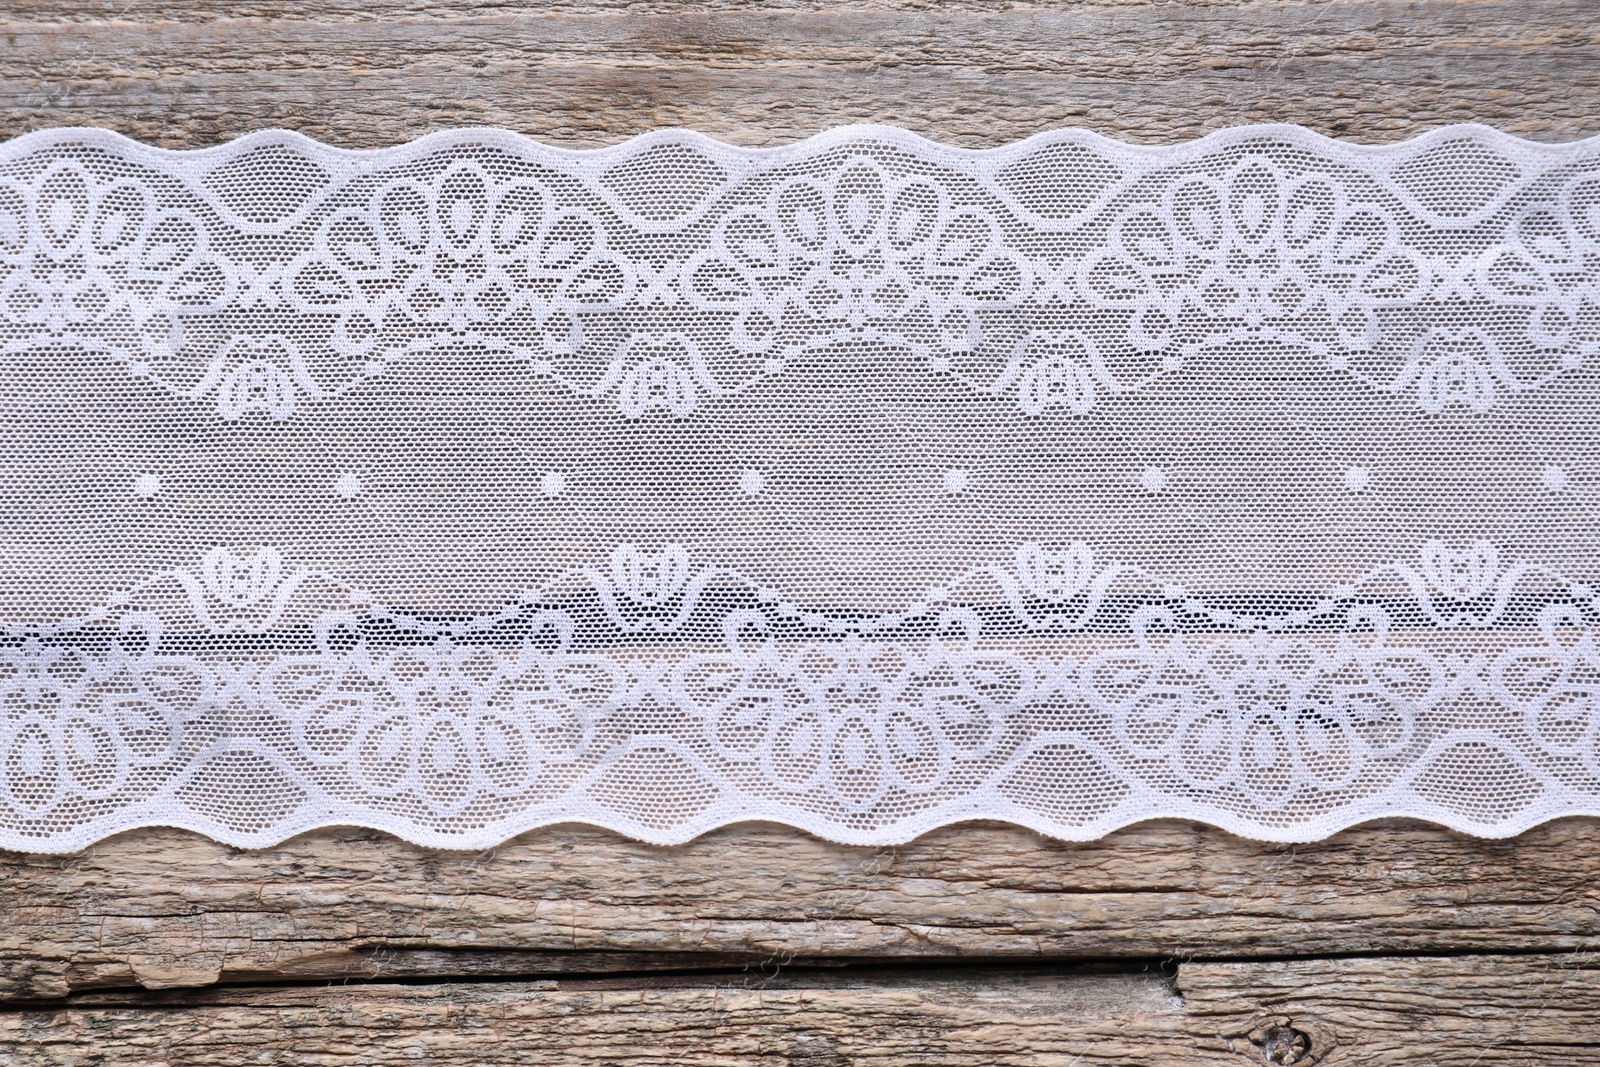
[1, 123, 1599, 850]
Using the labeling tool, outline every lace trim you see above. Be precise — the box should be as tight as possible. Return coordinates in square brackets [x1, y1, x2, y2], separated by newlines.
[4, 541, 1600, 849]
[3, 124, 1596, 419]
[2, 124, 1599, 849]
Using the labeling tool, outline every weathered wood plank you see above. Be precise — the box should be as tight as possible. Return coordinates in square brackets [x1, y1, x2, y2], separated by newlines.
[0, 0, 1441, 15]
[3, 0, 1599, 1057]
[4, 953, 1597, 1065]
[2, 1, 1597, 149]
[4, 818, 1600, 1001]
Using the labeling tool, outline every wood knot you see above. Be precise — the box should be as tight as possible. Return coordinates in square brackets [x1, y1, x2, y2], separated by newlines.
[1251, 1021, 1312, 1064]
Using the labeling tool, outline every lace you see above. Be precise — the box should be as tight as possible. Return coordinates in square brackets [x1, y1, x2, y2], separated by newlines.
[1, 123, 1598, 849]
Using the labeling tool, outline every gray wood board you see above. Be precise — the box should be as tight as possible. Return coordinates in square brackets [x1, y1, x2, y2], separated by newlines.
[2, 1, 1598, 148]
[3, 2, 1599, 1063]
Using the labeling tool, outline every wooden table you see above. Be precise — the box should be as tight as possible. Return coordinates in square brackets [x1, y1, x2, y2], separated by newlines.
[3, 2, 1600, 1063]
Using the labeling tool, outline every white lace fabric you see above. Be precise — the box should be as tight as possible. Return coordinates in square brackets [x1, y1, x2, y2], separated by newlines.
[2, 123, 1599, 851]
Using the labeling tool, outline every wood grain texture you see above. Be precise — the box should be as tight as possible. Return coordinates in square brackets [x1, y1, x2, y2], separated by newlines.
[4, 2, 1600, 1061]
[3, 819, 1599, 1002]
[5, 954, 1599, 1065]
[1, 1, 1598, 150]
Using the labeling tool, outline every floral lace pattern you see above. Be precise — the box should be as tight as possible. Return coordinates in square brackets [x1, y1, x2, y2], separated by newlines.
[3, 540, 1599, 849]
[2, 124, 1600, 849]
[3, 125, 1597, 420]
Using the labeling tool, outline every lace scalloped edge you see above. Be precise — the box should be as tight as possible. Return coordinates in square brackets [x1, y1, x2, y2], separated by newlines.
[14, 802, 1600, 854]
[7, 120, 1600, 161]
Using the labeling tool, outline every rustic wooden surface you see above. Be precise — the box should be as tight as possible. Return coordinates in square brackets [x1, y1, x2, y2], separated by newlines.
[5, 0, 1600, 1063]
[3, 0, 1599, 149]
[9, 954, 1600, 1066]
[4, 820, 1600, 1064]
